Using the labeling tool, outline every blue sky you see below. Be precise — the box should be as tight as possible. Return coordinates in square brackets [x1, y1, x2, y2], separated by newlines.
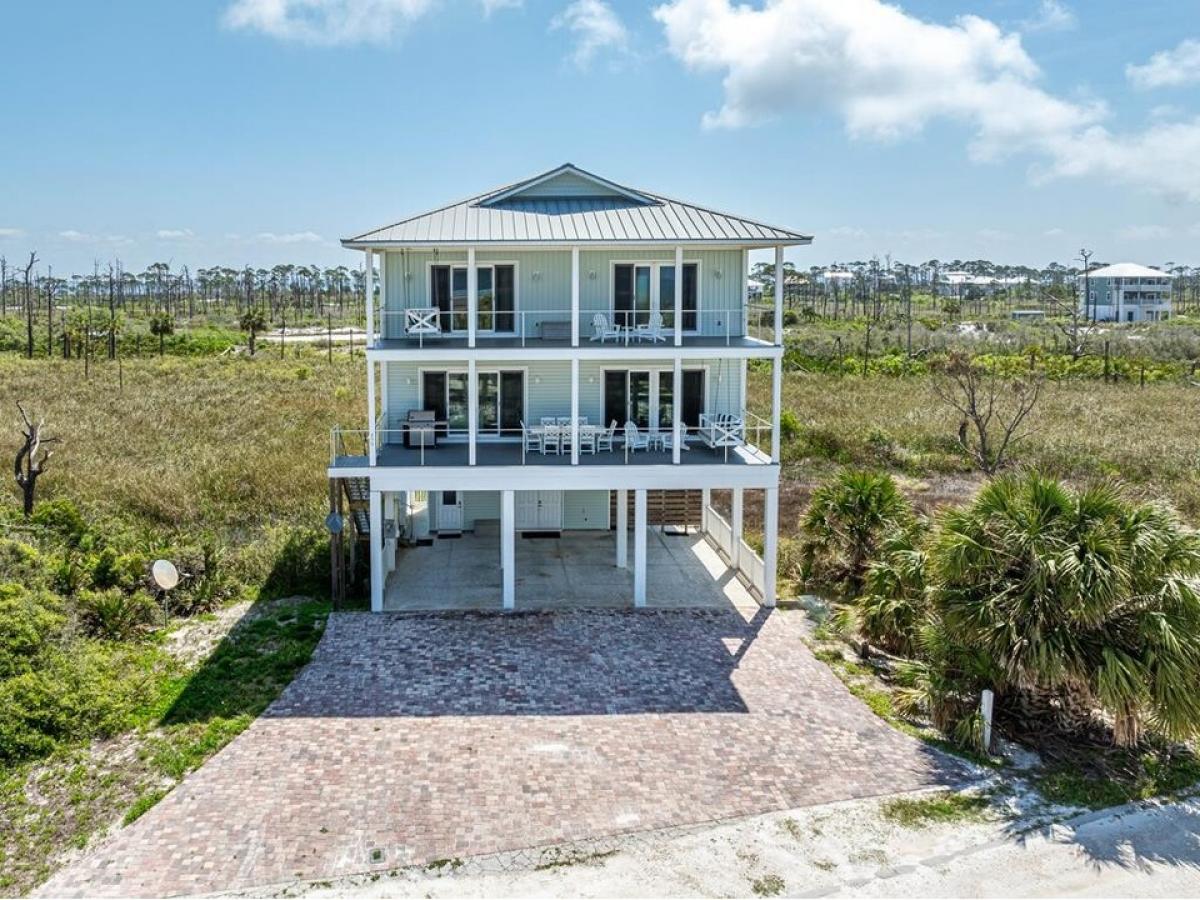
[1, 0, 1198, 274]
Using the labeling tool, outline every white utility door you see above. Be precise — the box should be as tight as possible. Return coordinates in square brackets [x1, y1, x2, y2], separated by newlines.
[516, 490, 563, 530]
[437, 490, 464, 532]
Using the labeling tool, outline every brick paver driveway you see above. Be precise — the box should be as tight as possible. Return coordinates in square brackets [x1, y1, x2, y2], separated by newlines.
[42, 608, 971, 897]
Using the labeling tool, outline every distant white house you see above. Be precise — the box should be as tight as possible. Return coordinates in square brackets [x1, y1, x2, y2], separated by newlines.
[817, 269, 855, 287]
[1079, 263, 1173, 323]
[937, 271, 1026, 297]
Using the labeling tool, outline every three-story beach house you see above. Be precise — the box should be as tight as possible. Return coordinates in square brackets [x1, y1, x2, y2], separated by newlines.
[329, 164, 809, 611]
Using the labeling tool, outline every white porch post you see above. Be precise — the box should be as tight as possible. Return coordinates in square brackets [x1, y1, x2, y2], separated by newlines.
[672, 356, 682, 465]
[571, 358, 580, 465]
[501, 489, 515, 610]
[771, 356, 782, 463]
[364, 248, 375, 347]
[366, 357, 377, 466]
[763, 486, 779, 607]
[673, 245, 683, 347]
[369, 489, 384, 612]
[377, 251, 386, 343]
[774, 245, 784, 345]
[571, 246, 580, 347]
[740, 358, 748, 416]
[379, 360, 389, 441]
[467, 246, 477, 348]
[633, 489, 647, 606]
[468, 357, 478, 466]
[616, 488, 628, 568]
[731, 486, 744, 567]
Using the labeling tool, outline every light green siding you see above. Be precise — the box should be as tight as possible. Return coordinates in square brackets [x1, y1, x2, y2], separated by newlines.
[431, 490, 607, 531]
[381, 247, 748, 339]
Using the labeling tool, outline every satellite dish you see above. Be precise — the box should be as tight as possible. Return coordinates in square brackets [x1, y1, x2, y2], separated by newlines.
[151, 559, 180, 591]
[325, 512, 344, 535]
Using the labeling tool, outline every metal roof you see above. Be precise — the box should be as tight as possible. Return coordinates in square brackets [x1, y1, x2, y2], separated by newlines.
[1088, 263, 1173, 279]
[343, 164, 811, 248]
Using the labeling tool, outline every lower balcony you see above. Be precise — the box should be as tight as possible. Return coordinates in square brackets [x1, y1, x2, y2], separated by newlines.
[331, 415, 773, 470]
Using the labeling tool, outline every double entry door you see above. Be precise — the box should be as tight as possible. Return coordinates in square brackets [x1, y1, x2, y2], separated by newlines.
[603, 369, 705, 431]
[422, 369, 524, 437]
[516, 491, 562, 531]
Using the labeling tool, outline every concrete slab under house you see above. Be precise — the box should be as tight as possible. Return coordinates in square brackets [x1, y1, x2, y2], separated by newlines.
[328, 163, 810, 612]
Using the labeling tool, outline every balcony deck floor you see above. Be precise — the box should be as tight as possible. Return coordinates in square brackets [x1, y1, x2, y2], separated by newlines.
[334, 440, 769, 470]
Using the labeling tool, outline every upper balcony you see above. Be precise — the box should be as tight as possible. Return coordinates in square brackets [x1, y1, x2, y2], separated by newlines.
[363, 246, 785, 357]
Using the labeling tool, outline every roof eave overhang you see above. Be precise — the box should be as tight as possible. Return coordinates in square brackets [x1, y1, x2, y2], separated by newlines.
[341, 237, 814, 250]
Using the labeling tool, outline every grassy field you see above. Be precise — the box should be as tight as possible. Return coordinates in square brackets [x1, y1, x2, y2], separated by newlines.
[751, 369, 1200, 519]
[0, 351, 361, 894]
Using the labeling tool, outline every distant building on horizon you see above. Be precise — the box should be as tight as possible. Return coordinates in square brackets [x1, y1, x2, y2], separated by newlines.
[1079, 263, 1173, 323]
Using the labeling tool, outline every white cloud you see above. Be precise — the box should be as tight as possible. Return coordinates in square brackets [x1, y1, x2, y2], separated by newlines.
[653, 0, 1200, 203]
[58, 230, 133, 245]
[1117, 224, 1172, 242]
[156, 228, 195, 239]
[1127, 39, 1200, 90]
[827, 225, 868, 239]
[0, 227, 23, 239]
[550, 0, 628, 68]
[222, 0, 436, 45]
[1022, 0, 1075, 33]
[481, 0, 521, 15]
[254, 230, 327, 244]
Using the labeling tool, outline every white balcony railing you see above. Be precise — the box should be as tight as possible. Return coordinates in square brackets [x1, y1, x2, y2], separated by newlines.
[375, 307, 771, 347]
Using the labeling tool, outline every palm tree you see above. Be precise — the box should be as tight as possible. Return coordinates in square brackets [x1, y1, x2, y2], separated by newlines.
[799, 469, 913, 597]
[240, 307, 267, 356]
[930, 473, 1200, 747]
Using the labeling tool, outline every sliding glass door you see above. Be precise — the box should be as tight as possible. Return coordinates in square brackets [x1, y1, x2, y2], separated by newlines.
[422, 370, 524, 438]
[605, 369, 703, 430]
[613, 264, 652, 328]
[614, 262, 699, 332]
[430, 264, 516, 334]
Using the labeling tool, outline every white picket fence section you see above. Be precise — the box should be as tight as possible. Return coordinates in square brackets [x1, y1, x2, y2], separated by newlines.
[700, 504, 766, 600]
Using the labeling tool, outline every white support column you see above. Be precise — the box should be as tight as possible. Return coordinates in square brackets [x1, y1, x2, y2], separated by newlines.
[571, 358, 580, 465]
[501, 489, 515, 610]
[468, 357, 478, 466]
[731, 487, 744, 566]
[369, 489, 384, 612]
[763, 486, 779, 608]
[379, 360, 389, 439]
[701, 487, 712, 535]
[571, 246, 580, 348]
[366, 357, 377, 466]
[633, 489, 647, 607]
[771, 355, 782, 463]
[740, 358, 748, 415]
[467, 246, 477, 348]
[774, 245, 785, 345]
[616, 489, 628, 568]
[673, 245, 684, 347]
[672, 356, 682, 465]
[364, 248, 375, 347]
[377, 251, 386, 343]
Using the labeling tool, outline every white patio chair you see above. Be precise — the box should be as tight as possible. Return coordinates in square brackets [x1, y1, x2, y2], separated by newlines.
[624, 420, 649, 452]
[596, 420, 617, 452]
[590, 313, 622, 343]
[541, 425, 562, 455]
[578, 425, 597, 454]
[540, 416, 557, 427]
[635, 312, 667, 343]
[521, 420, 542, 455]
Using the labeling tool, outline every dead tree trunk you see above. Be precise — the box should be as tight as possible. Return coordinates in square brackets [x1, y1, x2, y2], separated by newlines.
[14, 404, 59, 517]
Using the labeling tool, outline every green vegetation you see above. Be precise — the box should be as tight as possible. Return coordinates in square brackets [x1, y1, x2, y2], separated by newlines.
[750, 873, 786, 896]
[880, 791, 991, 827]
[0, 351, 358, 894]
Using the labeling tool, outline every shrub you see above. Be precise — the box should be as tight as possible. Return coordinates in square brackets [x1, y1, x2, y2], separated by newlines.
[779, 409, 801, 442]
[77, 588, 156, 640]
[0, 585, 65, 679]
[799, 469, 913, 596]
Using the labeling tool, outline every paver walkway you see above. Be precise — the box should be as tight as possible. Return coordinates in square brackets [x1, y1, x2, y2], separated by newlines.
[41, 608, 971, 897]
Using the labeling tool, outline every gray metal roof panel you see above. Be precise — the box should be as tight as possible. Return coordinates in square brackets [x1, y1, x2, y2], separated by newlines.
[344, 165, 811, 246]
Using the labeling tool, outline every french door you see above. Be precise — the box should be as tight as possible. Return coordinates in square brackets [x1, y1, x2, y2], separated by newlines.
[422, 370, 525, 437]
[613, 262, 698, 332]
[431, 264, 516, 334]
[516, 491, 563, 530]
[604, 369, 705, 430]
